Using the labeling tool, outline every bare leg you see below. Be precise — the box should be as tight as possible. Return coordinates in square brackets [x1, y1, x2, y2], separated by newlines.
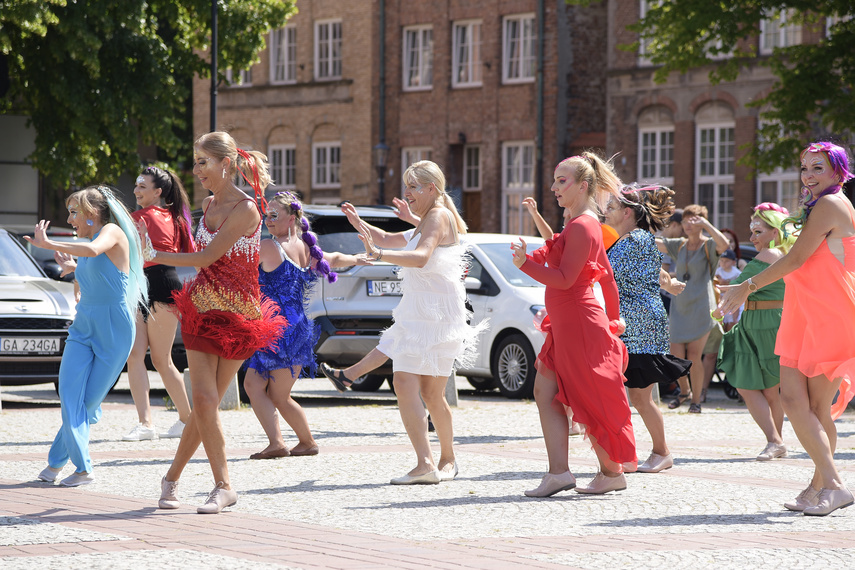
[393, 371, 436, 475]
[738, 387, 783, 444]
[342, 348, 390, 381]
[244, 368, 287, 452]
[629, 385, 669, 456]
[532, 368, 570, 474]
[146, 304, 191, 423]
[419, 374, 454, 470]
[780, 366, 844, 490]
[686, 333, 710, 406]
[588, 433, 621, 476]
[267, 366, 317, 452]
[701, 352, 716, 398]
[165, 350, 243, 489]
[764, 385, 785, 438]
[127, 311, 152, 426]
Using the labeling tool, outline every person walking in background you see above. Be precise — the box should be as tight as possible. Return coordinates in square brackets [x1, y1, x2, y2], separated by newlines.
[720, 141, 855, 516]
[243, 191, 359, 459]
[603, 184, 691, 474]
[123, 166, 194, 442]
[28, 186, 147, 487]
[142, 131, 287, 514]
[657, 204, 730, 413]
[512, 152, 636, 497]
[715, 203, 795, 461]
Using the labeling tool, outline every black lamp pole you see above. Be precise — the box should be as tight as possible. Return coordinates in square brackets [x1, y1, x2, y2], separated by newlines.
[210, 0, 218, 132]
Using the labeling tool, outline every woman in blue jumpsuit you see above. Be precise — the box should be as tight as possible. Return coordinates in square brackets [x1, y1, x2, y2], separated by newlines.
[25, 186, 146, 487]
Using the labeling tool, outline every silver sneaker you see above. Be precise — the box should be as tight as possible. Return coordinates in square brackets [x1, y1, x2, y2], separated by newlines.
[123, 423, 158, 441]
[160, 420, 185, 439]
[159, 476, 180, 509]
[197, 482, 237, 514]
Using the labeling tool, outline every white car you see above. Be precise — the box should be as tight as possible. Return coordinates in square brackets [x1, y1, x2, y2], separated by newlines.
[458, 233, 545, 399]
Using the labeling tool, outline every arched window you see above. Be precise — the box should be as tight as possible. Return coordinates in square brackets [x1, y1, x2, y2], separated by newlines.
[637, 105, 674, 186]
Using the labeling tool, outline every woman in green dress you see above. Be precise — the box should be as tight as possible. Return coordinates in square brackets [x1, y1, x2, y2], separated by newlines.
[716, 203, 796, 461]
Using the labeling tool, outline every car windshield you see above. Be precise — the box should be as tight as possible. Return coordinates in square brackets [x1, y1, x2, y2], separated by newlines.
[310, 215, 412, 255]
[25, 236, 83, 263]
[0, 232, 44, 278]
[476, 242, 545, 287]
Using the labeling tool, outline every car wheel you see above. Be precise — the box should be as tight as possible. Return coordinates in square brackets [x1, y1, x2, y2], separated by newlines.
[349, 374, 388, 392]
[465, 376, 496, 391]
[492, 333, 536, 399]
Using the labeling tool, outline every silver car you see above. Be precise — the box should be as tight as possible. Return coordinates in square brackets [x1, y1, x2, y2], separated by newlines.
[0, 227, 76, 387]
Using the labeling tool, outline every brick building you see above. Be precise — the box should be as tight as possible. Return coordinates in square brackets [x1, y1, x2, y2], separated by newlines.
[606, 1, 841, 240]
[192, 0, 609, 234]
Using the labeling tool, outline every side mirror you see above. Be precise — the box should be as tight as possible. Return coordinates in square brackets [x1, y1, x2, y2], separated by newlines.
[464, 277, 482, 292]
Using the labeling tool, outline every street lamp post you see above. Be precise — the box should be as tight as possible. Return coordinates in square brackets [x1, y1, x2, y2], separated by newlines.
[373, 142, 390, 205]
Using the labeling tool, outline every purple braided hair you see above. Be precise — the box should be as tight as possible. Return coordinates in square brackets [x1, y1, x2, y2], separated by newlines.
[274, 192, 337, 283]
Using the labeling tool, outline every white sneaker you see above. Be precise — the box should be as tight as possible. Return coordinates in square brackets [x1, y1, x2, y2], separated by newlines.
[160, 420, 185, 439]
[123, 423, 158, 441]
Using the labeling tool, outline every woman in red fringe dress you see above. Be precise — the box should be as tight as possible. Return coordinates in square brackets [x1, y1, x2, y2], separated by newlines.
[512, 152, 636, 497]
[140, 132, 287, 514]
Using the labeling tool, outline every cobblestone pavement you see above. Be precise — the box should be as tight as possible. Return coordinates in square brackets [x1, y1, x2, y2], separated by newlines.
[1, 378, 854, 569]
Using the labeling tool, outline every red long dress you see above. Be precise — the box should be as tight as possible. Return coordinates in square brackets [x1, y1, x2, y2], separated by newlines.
[521, 214, 636, 467]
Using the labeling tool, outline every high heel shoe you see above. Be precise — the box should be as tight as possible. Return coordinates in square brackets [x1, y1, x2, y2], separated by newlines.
[320, 363, 352, 392]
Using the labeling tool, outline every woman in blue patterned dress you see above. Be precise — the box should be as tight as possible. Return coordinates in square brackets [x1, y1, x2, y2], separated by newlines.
[243, 192, 359, 459]
[604, 184, 691, 473]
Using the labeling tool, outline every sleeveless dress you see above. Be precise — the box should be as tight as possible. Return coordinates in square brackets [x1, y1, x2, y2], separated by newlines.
[49, 230, 136, 473]
[717, 259, 785, 391]
[244, 240, 321, 379]
[521, 214, 636, 467]
[775, 208, 855, 419]
[375, 213, 486, 377]
[171, 200, 287, 361]
[608, 229, 691, 389]
[663, 237, 719, 343]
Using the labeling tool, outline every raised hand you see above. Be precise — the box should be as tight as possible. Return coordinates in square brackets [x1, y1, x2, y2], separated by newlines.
[54, 251, 77, 278]
[341, 202, 363, 231]
[23, 220, 51, 249]
[392, 197, 420, 226]
[510, 237, 528, 268]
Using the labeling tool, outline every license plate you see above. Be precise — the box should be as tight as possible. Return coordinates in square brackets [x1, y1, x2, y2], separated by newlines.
[0, 337, 61, 355]
[367, 280, 402, 297]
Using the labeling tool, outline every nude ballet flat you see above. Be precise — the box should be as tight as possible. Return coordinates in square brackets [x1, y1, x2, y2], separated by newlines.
[803, 487, 854, 516]
[390, 470, 441, 485]
[524, 471, 576, 497]
[637, 453, 674, 473]
[575, 472, 626, 494]
[784, 485, 820, 512]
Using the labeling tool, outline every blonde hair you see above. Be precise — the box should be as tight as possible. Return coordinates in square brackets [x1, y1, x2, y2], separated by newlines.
[404, 160, 467, 235]
[194, 131, 272, 192]
[556, 151, 621, 215]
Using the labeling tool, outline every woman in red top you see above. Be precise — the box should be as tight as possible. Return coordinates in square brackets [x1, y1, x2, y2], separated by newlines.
[124, 167, 194, 442]
[512, 152, 635, 497]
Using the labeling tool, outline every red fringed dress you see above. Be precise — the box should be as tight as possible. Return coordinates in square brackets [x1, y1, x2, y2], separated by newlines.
[521, 214, 636, 468]
[172, 202, 287, 361]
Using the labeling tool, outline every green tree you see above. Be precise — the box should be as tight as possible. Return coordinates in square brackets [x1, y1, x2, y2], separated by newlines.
[0, 0, 296, 186]
[572, 1, 854, 172]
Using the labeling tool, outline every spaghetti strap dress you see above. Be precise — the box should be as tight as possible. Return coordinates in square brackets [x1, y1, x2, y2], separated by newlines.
[717, 259, 785, 391]
[775, 206, 855, 419]
[375, 210, 486, 377]
[520, 214, 636, 467]
[171, 200, 287, 361]
[244, 240, 321, 379]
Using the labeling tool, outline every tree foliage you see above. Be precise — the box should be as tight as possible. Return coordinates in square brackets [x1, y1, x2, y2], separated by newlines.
[570, 0, 855, 173]
[0, 0, 296, 186]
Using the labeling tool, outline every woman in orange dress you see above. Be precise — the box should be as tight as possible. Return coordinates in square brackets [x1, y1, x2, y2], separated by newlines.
[720, 141, 855, 516]
[512, 152, 635, 497]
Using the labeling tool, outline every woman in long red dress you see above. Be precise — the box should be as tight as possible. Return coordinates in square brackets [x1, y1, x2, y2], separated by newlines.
[512, 152, 636, 497]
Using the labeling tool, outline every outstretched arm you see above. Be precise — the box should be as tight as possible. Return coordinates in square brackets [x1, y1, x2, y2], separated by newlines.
[523, 197, 555, 240]
[514, 222, 590, 289]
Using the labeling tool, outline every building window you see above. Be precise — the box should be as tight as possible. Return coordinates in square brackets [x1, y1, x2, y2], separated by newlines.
[696, 125, 735, 229]
[638, 128, 674, 184]
[826, 15, 852, 38]
[637, 1, 653, 66]
[270, 26, 297, 84]
[312, 142, 341, 189]
[760, 10, 801, 54]
[463, 146, 481, 191]
[401, 147, 432, 192]
[502, 14, 536, 84]
[502, 141, 536, 234]
[452, 20, 482, 88]
[758, 170, 801, 215]
[315, 20, 342, 80]
[269, 145, 296, 190]
[225, 68, 252, 87]
[403, 26, 433, 91]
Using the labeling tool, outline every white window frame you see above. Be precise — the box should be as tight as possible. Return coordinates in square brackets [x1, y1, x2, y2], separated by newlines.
[314, 19, 342, 81]
[637, 1, 653, 67]
[452, 20, 482, 88]
[225, 68, 252, 87]
[403, 25, 433, 91]
[695, 123, 736, 229]
[638, 127, 674, 186]
[826, 15, 852, 38]
[502, 13, 536, 84]
[463, 145, 482, 191]
[760, 10, 802, 55]
[757, 168, 801, 215]
[312, 142, 341, 189]
[401, 147, 432, 192]
[270, 25, 297, 85]
[269, 144, 297, 190]
[501, 141, 536, 234]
